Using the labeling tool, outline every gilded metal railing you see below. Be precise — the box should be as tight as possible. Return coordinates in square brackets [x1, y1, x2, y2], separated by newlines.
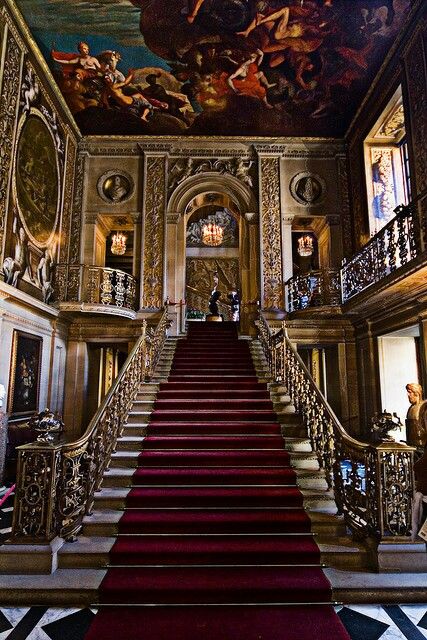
[286, 269, 341, 312]
[341, 201, 423, 303]
[10, 307, 170, 543]
[54, 264, 137, 310]
[257, 312, 416, 541]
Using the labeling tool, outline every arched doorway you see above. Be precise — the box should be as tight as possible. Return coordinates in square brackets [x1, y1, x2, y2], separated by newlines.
[166, 172, 258, 333]
[185, 192, 240, 321]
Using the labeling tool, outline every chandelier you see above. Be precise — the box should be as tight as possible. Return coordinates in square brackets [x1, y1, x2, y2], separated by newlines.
[297, 234, 314, 257]
[111, 232, 127, 256]
[202, 222, 223, 247]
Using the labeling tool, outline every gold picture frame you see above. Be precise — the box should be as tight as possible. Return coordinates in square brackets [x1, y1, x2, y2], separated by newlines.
[8, 330, 43, 418]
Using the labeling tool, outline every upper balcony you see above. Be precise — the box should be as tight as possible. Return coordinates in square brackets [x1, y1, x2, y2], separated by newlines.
[54, 264, 138, 319]
[286, 196, 427, 316]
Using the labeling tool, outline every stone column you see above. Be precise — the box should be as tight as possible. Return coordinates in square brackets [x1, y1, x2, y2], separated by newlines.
[131, 213, 142, 280]
[326, 215, 343, 268]
[257, 152, 284, 311]
[281, 214, 294, 312]
[140, 153, 167, 310]
[165, 212, 180, 335]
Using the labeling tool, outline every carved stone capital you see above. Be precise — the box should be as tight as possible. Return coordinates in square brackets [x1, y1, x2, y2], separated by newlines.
[167, 212, 181, 224]
[244, 211, 258, 224]
[326, 214, 341, 226]
[282, 214, 295, 226]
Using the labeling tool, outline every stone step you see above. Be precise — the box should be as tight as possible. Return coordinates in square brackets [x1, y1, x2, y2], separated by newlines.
[82, 507, 343, 538]
[92, 486, 335, 513]
[58, 536, 114, 569]
[2, 566, 427, 606]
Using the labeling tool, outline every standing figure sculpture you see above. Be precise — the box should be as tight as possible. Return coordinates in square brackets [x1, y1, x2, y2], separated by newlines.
[406, 382, 427, 449]
[209, 290, 221, 316]
[2, 218, 32, 287]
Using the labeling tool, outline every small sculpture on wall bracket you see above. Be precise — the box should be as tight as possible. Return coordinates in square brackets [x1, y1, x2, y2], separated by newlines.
[20, 63, 40, 115]
[290, 172, 326, 206]
[97, 170, 134, 204]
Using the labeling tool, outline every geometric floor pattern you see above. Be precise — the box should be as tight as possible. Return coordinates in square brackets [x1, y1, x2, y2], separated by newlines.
[0, 485, 15, 545]
[0, 605, 426, 639]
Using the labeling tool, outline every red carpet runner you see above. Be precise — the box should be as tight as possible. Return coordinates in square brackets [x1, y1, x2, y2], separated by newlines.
[86, 322, 350, 639]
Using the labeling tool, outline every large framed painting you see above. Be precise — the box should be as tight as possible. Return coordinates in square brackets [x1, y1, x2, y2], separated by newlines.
[8, 330, 43, 418]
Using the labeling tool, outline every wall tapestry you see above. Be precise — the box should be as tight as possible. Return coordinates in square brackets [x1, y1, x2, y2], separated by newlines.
[16, 0, 411, 137]
[8, 330, 42, 418]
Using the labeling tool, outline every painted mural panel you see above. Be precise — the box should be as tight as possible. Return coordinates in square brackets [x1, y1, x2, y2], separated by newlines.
[14, 113, 60, 246]
[15, 0, 411, 137]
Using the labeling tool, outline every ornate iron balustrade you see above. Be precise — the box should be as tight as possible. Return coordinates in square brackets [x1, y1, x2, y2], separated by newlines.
[286, 269, 341, 312]
[257, 312, 416, 541]
[54, 264, 137, 310]
[341, 202, 423, 303]
[10, 308, 170, 543]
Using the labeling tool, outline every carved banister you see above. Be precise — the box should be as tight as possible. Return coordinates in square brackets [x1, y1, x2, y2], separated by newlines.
[257, 312, 416, 541]
[11, 307, 170, 544]
[341, 199, 425, 303]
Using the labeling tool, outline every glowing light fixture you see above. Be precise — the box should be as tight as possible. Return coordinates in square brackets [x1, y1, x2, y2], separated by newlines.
[202, 222, 223, 247]
[297, 234, 314, 257]
[111, 231, 127, 256]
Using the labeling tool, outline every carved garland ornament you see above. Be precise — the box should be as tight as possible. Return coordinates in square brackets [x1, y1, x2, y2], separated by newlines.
[0, 25, 21, 262]
[143, 156, 165, 308]
[260, 156, 283, 309]
[337, 157, 353, 257]
[69, 152, 85, 264]
[404, 33, 427, 194]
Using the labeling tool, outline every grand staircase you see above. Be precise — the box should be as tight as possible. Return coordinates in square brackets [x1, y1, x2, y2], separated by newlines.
[84, 322, 350, 639]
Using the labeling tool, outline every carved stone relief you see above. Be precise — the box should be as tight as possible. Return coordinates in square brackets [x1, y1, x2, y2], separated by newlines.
[97, 169, 134, 204]
[259, 156, 283, 310]
[404, 31, 427, 195]
[69, 152, 86, 265]
[337, 157, 353, 257]
[143, 155, 165, 309]
[186, 258, 239, 294]
[168, 156, 255, 193]
[289, 172, 326, 206]
[0, 24, 21, 263]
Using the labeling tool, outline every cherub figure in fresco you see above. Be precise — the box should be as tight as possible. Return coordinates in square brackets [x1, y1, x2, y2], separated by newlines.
[226, 49, 275, 108]
[52, 41, 101, 78]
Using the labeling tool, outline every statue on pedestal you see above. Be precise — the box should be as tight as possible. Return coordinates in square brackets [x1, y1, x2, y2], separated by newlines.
[406, 383, 427, 449]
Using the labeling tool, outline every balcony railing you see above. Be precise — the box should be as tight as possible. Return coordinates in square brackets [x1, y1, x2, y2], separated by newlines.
[54, 264, 137, 311]
[286, 269, 341, 313]
[10, 307, 170, 543]
[257, 312, 416, 541]
[341, 201, 423, 303]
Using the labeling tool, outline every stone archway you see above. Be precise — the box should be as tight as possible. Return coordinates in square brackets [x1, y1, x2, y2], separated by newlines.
[166, 173, 258, 333]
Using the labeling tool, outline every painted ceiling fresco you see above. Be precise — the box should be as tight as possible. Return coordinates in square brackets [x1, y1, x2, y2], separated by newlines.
[16, 0, 411, 137]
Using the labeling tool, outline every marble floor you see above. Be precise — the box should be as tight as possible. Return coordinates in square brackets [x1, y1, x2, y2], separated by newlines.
[0, 605, 425, 639]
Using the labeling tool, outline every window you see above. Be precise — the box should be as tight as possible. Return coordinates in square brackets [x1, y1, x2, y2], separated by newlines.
[364, 86, 410, 236]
